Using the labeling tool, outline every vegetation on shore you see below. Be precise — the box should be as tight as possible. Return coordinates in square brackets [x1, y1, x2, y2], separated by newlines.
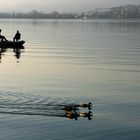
[0, 4, 140, 19]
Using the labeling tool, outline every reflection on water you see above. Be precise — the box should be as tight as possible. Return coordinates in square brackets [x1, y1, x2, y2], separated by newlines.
[0, 46, 24, 63]
[0, 19, 140, 139]
[0, 91, 93, 120]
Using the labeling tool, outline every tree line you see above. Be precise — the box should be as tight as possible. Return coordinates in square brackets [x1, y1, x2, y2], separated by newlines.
[0, 10, 77, 19]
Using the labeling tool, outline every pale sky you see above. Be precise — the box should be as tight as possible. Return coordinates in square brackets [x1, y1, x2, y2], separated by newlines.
[0, 0, 140, 12]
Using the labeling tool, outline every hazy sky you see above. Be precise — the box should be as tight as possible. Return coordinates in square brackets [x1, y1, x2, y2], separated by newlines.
[0, 0, 140, 12]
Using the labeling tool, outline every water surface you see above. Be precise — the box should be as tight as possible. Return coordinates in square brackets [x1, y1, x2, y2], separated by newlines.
[0, 19, 140, 140]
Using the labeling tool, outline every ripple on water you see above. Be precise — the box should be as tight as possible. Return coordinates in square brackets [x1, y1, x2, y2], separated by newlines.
[0, 91, 75, 117]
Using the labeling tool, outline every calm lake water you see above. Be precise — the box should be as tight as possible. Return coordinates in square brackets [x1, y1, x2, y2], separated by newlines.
[0, 19, 140, 140]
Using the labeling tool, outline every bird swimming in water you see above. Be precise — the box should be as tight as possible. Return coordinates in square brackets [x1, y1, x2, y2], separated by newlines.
[64, 102, 92, 111]
[76, 102, 92, 110]
[64, 105, 78, 111]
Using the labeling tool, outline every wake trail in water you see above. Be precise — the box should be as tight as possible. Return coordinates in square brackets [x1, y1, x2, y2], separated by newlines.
[0, 92, 74, 117]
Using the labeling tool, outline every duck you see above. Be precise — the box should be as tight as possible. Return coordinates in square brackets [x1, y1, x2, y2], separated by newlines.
[64, 102, 92, 111]
[78, 102, 92, 110]
[64, 105, 78, 111]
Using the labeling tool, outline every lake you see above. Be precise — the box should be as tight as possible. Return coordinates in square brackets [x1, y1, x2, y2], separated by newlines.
[0, 18, 140, 140]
